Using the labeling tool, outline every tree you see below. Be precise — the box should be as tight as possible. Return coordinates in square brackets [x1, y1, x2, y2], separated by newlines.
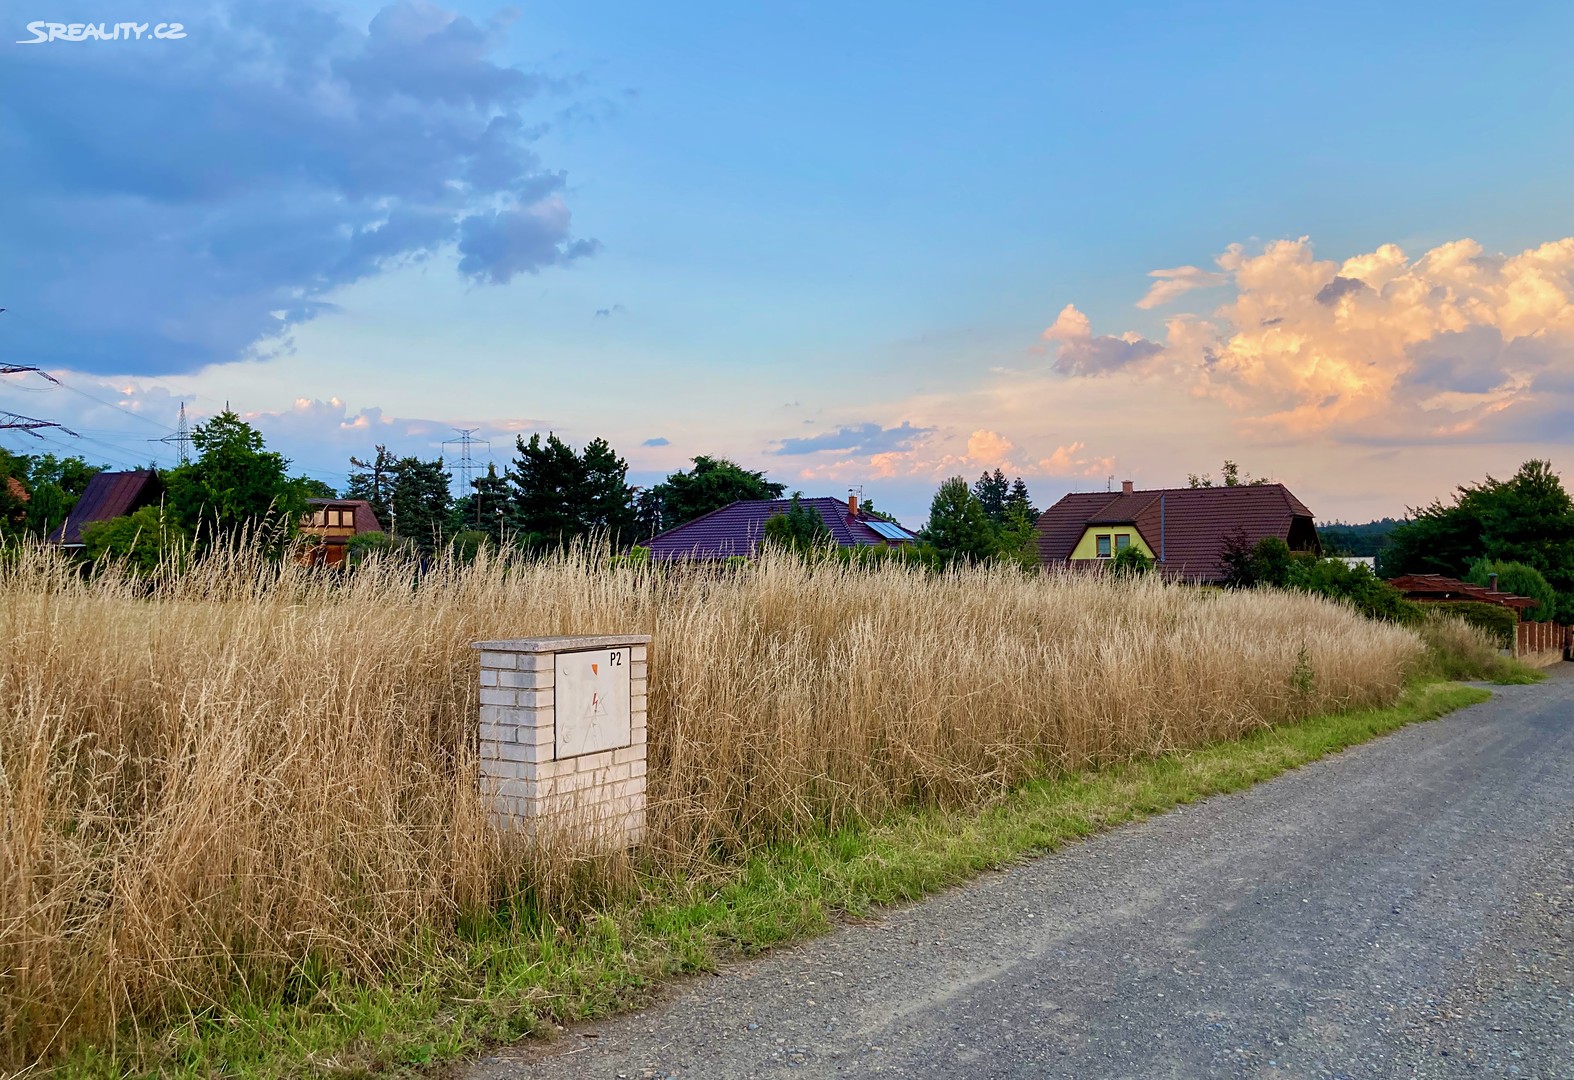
[510, 433, 590, 549]
[1251, 536, 1293, 588]
[388, 456, 453, 554]
[81, 505, 186, 574]
[1189, 460, 1271, 488]
[1005, 477, 1039, 524]
[648, 456, 784, 532]
[165, 410, 303, 545]
[1466, 558, 1557, 622]
[972, 468, 1010, 525]
[632, 486, 665, 544]
[580, 437, 637, 542]
[1218, 527, 1257, 588]
[456, 463, 516, 543]
[1379, 461, 1574, 608]
[859, 498, 899, 524]
[763, 493, 833, 553]
[346, 446, 396, 527]
[923, 477, 997, 566]
[296, 476, 337, 499]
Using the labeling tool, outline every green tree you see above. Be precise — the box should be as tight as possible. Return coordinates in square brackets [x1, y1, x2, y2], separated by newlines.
[12, 453, 103, 538]
[1189, 460, 1272, 488]
[388, 456, 453, 554]
[295, 476, 338, 499]
[923, 477, 997, 566]
[1466, 558, 1557, 621]
[346, 445, 397, 527]
[165, 410, 303, 545]
[1251, 536, 1293, 588]
[1005, 476, 1039, 524]
[580, 437, 637, 542]
[510, 433, 590, 549]
[81, 505, 186, 574]
[763, 493, 833, 553]
[972, 468, 1010, 525]
[1287, 557, 1417, 623]
[1380, 461, 1574, 605]
[456, 463, 516, 543]
[648, 456, 784, 531]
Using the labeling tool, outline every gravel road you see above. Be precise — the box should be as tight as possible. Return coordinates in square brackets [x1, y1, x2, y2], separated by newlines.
[464, 671, 1574, 1080]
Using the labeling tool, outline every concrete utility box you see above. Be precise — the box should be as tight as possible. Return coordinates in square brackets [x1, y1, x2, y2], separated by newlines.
[472, 634, 650, 847]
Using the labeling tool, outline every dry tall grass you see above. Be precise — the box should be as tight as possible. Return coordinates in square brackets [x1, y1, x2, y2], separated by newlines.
[0, 542, 1424, 1067]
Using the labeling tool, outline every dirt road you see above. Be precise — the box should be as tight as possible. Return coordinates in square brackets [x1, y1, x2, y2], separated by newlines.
[466, 673, 1574, 1079]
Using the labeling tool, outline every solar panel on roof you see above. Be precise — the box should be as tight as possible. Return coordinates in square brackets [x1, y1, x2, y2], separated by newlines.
[867, 520, 915, 541]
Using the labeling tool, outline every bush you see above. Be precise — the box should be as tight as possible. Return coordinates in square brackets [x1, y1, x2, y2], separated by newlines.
[1286, 557, 1417, 623]
[1251, 537, 1293, 588]
[1425, 600, 1517, 649]
[1110, 544, 1153, 578]
[81, 505, 186, 575]
[1465, 558, 1557, 621]
[1415, 612, 1539, 684]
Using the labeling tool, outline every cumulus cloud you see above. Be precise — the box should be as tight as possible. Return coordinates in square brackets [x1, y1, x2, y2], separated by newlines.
[1042, 235, 1574, 442]
[641, 436, 669, 447]
[1041, 304, 1164, 376]
[773, 421, 933, 456]
[1038, 441, 1115, 478]
[0, 0, 597, 376]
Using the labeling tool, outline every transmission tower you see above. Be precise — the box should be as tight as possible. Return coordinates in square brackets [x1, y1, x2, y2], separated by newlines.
[443, 426, 489, 491]
[0, 412, 78, 438]
[151, 401, 192, 465]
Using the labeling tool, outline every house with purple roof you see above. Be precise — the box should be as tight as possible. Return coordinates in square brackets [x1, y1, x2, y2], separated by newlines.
[647, 495, 918, 560]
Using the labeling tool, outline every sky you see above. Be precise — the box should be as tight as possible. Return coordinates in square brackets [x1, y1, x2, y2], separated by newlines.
[2, 1, 1572, 526]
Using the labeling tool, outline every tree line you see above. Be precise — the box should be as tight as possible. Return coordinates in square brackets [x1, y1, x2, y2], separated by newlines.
[2, 409, 1059, 571]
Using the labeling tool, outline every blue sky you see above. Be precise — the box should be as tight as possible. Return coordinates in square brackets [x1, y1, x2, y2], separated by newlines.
[3, 1, 1573, 524]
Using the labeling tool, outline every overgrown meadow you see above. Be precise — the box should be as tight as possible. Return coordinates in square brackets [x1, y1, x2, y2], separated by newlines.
[1, 541, 1428, 1069]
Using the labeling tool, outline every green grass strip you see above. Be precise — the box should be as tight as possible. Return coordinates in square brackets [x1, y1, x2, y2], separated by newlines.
[56, 681, 1491, 1079]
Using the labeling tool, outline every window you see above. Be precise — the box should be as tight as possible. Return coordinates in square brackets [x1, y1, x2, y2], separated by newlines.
[1095, 534, 1112, 558]
[311, 509, 327, 528]
[1115, 534, 1131, 552]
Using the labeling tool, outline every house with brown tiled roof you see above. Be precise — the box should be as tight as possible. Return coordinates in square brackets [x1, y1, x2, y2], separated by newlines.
[46, 469, 164, 549]
[1035, 480, 1320, 583]
[299, 498, 384, 566]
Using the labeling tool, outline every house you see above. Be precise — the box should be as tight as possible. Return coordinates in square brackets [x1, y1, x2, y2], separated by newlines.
[46, 469, 164, 550]
[299, 498, 383, 566]
[647, 495, 918, 560]
[1386, 573, 1537, 620]
[1035, 479, 1320, 582]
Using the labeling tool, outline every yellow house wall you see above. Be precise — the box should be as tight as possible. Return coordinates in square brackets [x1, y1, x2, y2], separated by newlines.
[1068, 526, 1156, 560]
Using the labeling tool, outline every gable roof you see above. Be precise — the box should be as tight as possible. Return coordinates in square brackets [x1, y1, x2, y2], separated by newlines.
[304, 498, 384, 535]
[647, 497, 915, 560]
[47, 470, 164, 547]
[1036, 483, 1316, 582]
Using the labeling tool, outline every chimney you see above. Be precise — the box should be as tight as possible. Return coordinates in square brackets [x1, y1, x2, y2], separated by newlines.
[1121, 479, 1134, 495]
[1489, 572, 1500, 592]
[848, 493, 859, 517]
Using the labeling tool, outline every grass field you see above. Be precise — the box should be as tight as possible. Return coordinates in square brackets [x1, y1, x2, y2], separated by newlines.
[0, 541, 1463, 1073]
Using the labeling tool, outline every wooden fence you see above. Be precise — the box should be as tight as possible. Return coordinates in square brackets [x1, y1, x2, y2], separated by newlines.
[1516, 620, 1571, 659]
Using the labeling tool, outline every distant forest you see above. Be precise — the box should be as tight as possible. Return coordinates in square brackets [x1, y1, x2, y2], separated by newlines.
[1317, 518, 1402, 557]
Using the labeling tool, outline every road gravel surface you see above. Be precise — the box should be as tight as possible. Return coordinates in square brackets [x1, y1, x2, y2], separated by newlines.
[464, 670, 1574, 1079]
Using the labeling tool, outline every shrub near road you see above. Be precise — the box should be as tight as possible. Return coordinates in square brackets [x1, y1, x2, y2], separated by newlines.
[1, 543, 1425, 1071]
